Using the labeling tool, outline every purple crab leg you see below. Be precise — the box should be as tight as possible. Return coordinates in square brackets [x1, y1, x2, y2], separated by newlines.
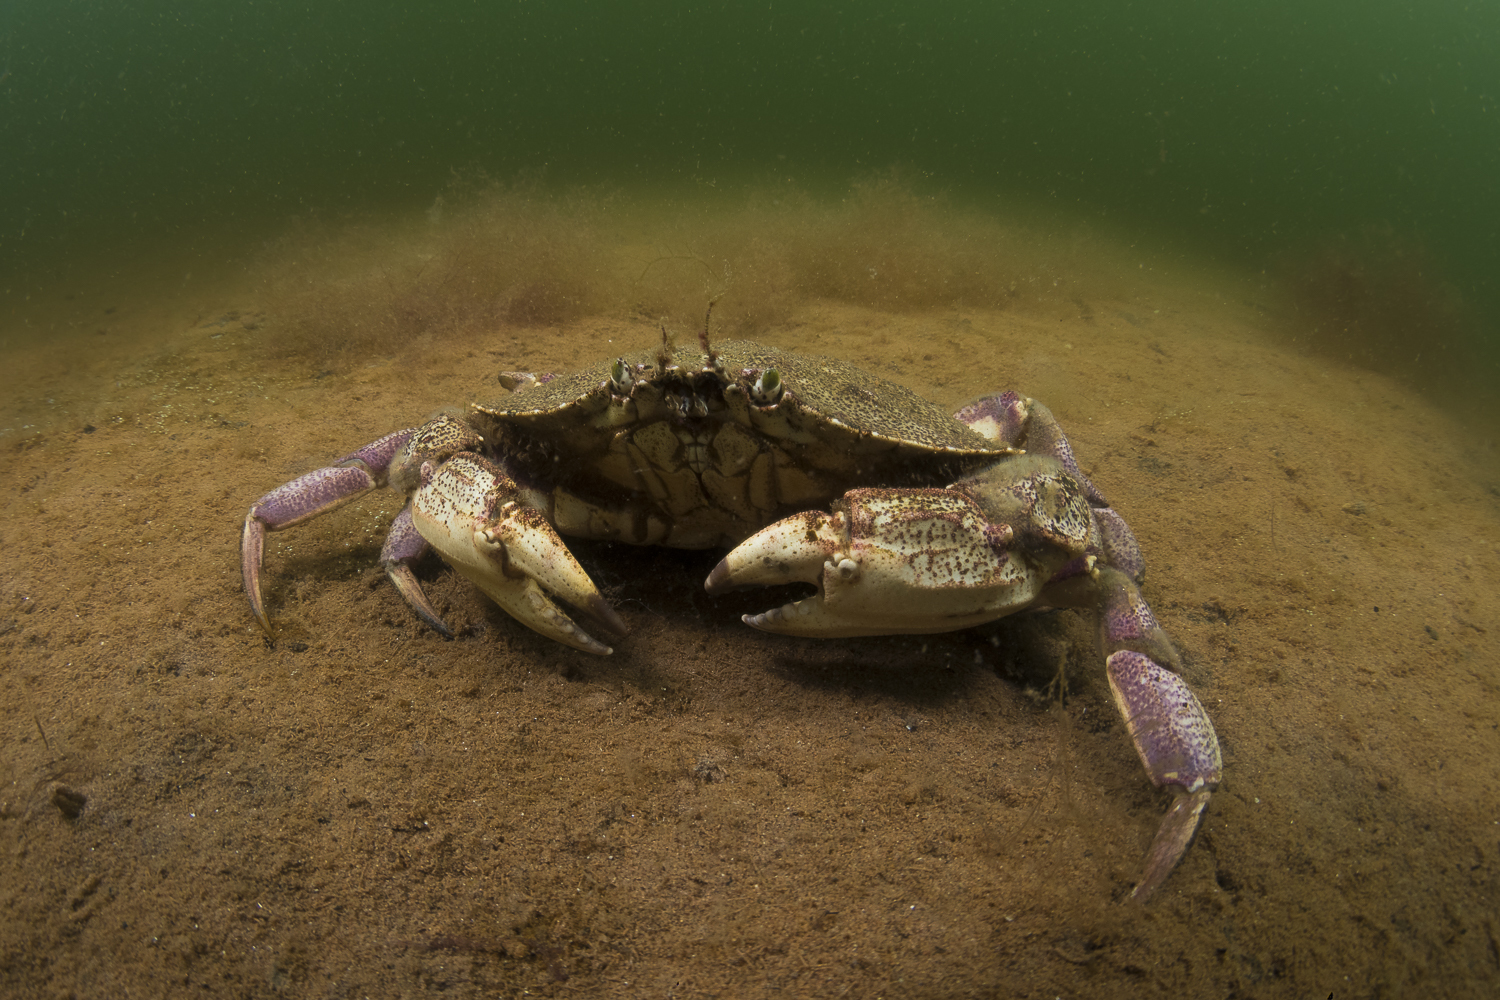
[956, 392, 1147, 581]
[954, 392, 1108, 506]
[1097, 566, 1221, 900]
[242, 428, 417, 636]
[380, 504, 453, 637]
[1093, 507, 1145, 582]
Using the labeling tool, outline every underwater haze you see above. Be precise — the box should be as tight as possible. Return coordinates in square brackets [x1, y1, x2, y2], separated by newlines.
[4, 2, 1499, 339]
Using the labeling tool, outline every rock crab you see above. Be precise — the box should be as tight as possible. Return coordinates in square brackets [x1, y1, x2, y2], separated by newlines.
[241, 330, 1221, 900]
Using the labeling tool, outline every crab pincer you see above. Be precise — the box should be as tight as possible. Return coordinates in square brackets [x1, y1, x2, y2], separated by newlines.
[411, 453, 626, 654]
[705, 488, 1042, 636]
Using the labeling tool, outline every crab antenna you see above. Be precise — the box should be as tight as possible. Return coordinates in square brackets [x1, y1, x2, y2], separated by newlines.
[698, 299, 720, 369]
[656, 320, 675, 372]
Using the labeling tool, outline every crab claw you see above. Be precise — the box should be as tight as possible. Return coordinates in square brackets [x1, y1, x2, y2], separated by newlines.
[411, 454, 625, 654]
[705, 488, 1043, 636]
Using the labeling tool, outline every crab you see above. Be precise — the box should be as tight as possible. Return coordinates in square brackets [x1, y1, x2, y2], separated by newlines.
[241, 331, 1221, 900]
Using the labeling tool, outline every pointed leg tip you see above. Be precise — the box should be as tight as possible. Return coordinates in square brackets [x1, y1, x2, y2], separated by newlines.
[385, 562, 456, 638]
[248, 613, 276, 643]
[1128, 788, 1213, 903]
[246, 579, 275, 637]
[704, 559, 734, 594]
[418, 610, 456, 639]
[242, 515, 273, 635]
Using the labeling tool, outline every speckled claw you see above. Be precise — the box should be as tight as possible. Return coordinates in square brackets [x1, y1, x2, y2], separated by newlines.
[706, 488, 1044, 637]
[411, 453, 625, 654]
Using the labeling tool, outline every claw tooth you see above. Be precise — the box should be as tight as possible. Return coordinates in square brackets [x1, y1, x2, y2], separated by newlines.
[742, 595, 824, 631]
[705, 511, 845, 593]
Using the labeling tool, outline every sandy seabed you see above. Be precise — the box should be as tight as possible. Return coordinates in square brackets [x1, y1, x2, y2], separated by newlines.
[2, 203, 1498, 999]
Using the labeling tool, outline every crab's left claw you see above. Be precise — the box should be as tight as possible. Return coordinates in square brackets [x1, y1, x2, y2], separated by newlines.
[706, 488, 1044, 636]
[412, 454, 625, 654]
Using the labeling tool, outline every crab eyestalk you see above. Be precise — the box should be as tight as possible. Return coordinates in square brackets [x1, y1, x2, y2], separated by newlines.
[697, 298, 722, 370]
[750, 368, 782, 405]
[609, 358, 634, 395]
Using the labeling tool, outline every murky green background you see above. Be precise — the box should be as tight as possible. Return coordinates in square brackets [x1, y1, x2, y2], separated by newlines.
[5, 1, 1497, 329]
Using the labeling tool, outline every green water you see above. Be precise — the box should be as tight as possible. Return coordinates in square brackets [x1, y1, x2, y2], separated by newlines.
[3, 2, 1496, 360]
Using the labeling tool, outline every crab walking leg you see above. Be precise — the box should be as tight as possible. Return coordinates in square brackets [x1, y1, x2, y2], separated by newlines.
[956, 392, 1108, 505]
[956, 391, 1154, 574]
[380, 505, 453, 638]
[242, 428, 418, 635]
[1097, 566, 1222, 900]
[411, 454, 626, 655]
[1092, 507, 1145, 582]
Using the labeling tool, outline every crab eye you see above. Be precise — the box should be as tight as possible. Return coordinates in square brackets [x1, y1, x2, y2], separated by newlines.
[750, 368, 783, 405]
[610, 358, 634, 395]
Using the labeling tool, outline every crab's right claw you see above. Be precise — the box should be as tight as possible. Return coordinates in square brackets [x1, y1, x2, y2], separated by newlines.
[705, 488, 1040, 636]
[412, 454, 625, 654]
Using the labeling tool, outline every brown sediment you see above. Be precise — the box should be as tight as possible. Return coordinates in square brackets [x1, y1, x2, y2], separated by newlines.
[1, 184, 1496, 998]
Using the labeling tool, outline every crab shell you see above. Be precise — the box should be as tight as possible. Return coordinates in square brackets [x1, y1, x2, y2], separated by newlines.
[471, 341, 1017, 551]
